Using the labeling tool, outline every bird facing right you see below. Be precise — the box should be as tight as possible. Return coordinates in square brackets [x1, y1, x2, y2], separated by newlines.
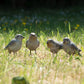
[63, 37, 81, 56]
[26, 32, 40, 55]
[4, 34, 24, 54]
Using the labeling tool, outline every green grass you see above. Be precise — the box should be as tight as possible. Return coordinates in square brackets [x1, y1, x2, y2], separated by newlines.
[0, 7, 84, 84]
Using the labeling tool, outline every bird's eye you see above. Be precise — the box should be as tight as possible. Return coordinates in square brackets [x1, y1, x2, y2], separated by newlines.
[17, 36, 19, 37]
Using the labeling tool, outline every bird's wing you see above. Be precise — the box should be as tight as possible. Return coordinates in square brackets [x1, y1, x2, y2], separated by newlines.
[5, 40, 16, 49]
[55, 42, 62, 49]
[70, 43, 81, 52]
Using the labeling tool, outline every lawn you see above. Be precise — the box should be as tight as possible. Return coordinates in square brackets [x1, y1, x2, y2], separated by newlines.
[0, 7, 84, 84]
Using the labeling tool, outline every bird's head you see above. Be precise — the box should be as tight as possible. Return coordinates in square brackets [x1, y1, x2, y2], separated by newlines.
[47, 39, 54, 48]
[63, 37, 71, 45]
[15, 34, 24, 40]
[29, 32, 37, 40]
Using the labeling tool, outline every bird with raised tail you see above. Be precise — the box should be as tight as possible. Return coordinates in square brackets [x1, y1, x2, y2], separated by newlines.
[63, 37, 81, 56]
[4, 34, 24, 54]
[26, 32, 40, 55]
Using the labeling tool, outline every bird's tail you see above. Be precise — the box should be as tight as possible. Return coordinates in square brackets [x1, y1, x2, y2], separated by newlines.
[59, 44, 63, 49]
[4, 47, 7, 50]
[78, 52, 82, 56]
[78, 49, 82, 56]
[4, 45, 8, 50]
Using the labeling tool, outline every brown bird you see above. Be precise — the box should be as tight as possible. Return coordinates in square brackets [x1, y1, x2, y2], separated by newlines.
[26, 33, 40, 55]
[4, 34, 24, 54]
[63, 37, 81, 56]
[47, 39, 63, 54]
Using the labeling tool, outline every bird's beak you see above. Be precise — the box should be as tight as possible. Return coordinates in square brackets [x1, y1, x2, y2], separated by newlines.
[63, 41, 65, 44]
[47, 42, 49, 47]
[47, 41, 49, 45]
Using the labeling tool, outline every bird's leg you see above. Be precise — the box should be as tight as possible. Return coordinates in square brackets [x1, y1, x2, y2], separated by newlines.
[13, 52, 17, 56]
[8, 50, 11, 54]
[30, 50, 31, 55]
[51, 53, 55, 63]
[52, 53, 55, 58]
[10, 52, 17, 62]
[35, 50, 37, 54]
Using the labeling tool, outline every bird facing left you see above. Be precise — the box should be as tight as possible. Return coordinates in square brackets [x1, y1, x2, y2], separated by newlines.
[47, 39, 63, 54]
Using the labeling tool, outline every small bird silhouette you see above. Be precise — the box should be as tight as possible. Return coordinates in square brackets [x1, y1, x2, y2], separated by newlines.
[47, 39, 63, 55]
[4, 34, 24, 54]
[63, 37, 81, 56]
[26, 32, 40, 55]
